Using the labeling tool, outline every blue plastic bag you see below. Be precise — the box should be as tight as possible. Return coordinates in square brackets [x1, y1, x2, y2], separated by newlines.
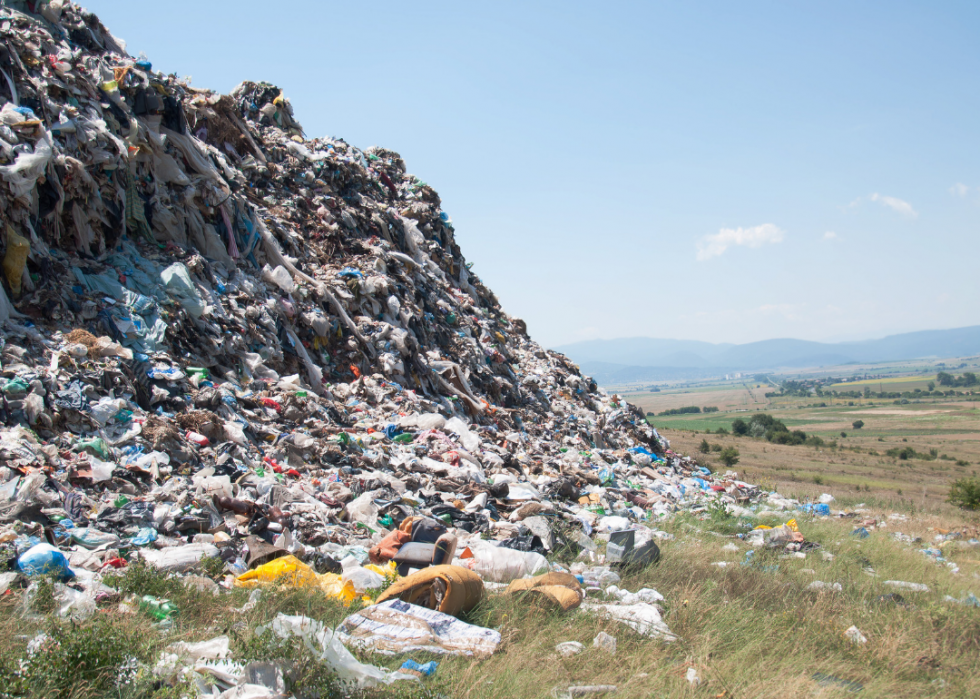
[400, 659, 438, 676]
[17, 543, 75, 580]
[130, 528, 158, 547]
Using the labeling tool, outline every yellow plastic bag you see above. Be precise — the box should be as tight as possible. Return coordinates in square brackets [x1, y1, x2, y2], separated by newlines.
[234, 555, 320, 588]
[3, 225, 30, 297]
[364, 561, 398, 580]
[235, 555, 392, 607]
[318, 572, 359, 604]
[785, 519, 799, 533]
[753, 524, 772, 530]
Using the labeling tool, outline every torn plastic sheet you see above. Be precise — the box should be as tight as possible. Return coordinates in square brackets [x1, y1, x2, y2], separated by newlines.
[337, 599, 501, 657]
[582, 602, 676, 641]
[258, 613, 415, 687]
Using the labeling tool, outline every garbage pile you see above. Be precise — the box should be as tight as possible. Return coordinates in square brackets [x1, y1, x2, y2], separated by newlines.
[0, 2, 775, 693]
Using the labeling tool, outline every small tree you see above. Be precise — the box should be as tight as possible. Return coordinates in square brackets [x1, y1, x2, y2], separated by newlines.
[698, 438, 710, 454]
[731, 418, 749, 436]
[840, 431, 847, 438]
[928, 381, 936, 392]
[948, 477, 980, 510]
[852, 420, 864, 429]
[719, 446, 740, 467]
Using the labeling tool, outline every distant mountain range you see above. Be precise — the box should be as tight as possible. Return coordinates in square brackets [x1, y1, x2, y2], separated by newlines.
[554, 326, 980, 384]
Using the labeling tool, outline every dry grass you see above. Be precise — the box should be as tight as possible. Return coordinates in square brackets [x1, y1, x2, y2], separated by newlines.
[2, 518, 978, 697]
[406, 512, 980, 698]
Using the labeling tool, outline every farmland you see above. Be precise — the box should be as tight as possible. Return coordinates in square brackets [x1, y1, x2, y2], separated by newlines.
[623, 372, 980, 511]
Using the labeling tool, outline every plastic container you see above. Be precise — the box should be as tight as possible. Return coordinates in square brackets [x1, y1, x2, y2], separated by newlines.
[139, 595, 179, 621]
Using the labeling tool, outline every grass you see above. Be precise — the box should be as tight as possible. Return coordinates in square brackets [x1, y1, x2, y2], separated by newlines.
[4, 385, 980, 699]
[3, 509, 979, 698]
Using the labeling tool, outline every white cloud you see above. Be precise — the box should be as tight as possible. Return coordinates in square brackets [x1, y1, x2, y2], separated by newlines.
[869, 192, 917, 217]
[950, 183, 970, 197]
[823, 231, 838, 240]
[755, 303, 802, 321]
[696, 223, 785, 261]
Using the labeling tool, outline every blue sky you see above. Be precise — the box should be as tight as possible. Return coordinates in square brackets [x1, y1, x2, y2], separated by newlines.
[90, 1, 979, 347]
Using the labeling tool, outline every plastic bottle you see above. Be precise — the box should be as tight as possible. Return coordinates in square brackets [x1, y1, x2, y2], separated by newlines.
[185, 431, 210, 446]
[139, 595, 178, 620]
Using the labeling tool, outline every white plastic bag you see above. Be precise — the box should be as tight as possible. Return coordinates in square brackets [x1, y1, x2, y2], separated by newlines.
[342, 566, 385, 594]
[456, 541, 548, 582]
[263, 264, 296, 293]
[137, 543, 219, 573]
[88, 457, 115, 483]
[260, 613, 413, 687]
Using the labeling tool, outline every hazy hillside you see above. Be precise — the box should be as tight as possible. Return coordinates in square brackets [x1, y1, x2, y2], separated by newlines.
[556, 325, 980, 383]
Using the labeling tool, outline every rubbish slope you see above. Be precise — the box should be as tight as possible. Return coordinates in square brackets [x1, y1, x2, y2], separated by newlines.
[0, 1, 691, 537]
[0, 3, 785, 694]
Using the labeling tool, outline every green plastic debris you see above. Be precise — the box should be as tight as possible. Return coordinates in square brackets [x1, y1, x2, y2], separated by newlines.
[75, 437, 108, 458]
[2, 377, 29, 395]
[393, 433, 414, 444]
[139, 595, 178, 621]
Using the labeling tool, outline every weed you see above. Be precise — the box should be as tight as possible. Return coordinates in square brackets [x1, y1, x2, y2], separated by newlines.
[0, 614, 149, 698]
[104, 558, 181, 598]
[199, 555, 226, 580]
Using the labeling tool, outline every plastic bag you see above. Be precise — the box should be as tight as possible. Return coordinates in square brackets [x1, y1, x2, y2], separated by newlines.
[17, 542, 75, 580]
[456, 541, 548, 582]
[161, 262, 206, 318]
[70, 527, 121, 549]
[235, 555, 320, 588]
[3, 225, 30, 296]
[342, 566, 385, 594]
[137, 543, 218, 572]
[444, 416, 481, 452]
[88, 457, 116, 483]
[259, 613, 413, 687]
[0, 132, 53, 199]
[582, 602, 676, 641]
[223, 420, 247, 444]
[262, 264, 296, 293]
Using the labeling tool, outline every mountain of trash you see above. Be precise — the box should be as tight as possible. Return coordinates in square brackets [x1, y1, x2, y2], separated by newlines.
[0, 3, 778, 689]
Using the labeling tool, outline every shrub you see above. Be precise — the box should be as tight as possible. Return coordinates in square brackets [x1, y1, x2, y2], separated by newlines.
[852, 420, 864, 429]
[948, 477, 980, 510]
[698, 439, 710, 454]
[0, 615, 148, 698]
[104, 557, 181, 598]
[710, 443, 723, 452]
[719, 446, 740, 467]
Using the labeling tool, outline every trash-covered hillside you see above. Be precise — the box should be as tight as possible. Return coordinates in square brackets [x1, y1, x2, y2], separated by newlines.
[0, 3, 842, 695]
